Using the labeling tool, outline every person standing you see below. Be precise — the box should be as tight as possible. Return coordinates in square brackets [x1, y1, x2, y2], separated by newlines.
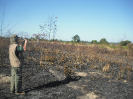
[9, 34, 27, 95]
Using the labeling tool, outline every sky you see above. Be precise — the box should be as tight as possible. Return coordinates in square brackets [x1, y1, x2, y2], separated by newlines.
[0, 0, 133, 42]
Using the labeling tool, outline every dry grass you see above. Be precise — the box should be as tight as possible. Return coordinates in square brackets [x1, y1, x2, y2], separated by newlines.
[102, 63, 110, 73]
[0, 38, 133, 81]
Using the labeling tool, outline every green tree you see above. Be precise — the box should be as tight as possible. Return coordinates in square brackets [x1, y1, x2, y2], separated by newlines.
[91, 40, 98, 44]
[119, 40, 131, 46]
[72, 34, 80, 43]
[99, 38, 109, 44]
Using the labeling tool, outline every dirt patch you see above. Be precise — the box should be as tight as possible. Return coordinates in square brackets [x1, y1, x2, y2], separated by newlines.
[0, 74, 11, 86]
[74, 72, 88, 77]
[77, 92, 101, 99]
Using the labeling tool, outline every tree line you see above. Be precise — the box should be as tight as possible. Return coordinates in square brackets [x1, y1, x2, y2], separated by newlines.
[71, 34, 132, 46]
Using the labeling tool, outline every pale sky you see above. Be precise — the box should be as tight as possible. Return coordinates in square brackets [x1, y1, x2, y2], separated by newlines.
[0, 0, 133, 42]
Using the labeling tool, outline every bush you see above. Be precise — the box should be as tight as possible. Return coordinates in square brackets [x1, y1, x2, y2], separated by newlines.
[70, 40, 78, 44]
[99, 38, 109, 44]
[119, 40, 131, 46]
[127, 43, 133, 50]
[91, 40, 98, 44]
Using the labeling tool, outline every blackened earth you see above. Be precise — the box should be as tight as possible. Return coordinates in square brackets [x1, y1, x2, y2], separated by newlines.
[1, 51, 133, 99]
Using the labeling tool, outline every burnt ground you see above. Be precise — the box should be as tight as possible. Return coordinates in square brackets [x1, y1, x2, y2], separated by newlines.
[1, 51, 133, 99]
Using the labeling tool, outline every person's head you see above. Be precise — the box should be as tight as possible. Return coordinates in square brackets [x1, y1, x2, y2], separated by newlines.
[16, 37, 20, 43]
[10, 34, 20, 44]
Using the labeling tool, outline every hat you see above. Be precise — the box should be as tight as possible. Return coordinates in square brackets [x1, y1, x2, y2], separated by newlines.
[10, 34, 20, 44]
[10, 34, 20, 39]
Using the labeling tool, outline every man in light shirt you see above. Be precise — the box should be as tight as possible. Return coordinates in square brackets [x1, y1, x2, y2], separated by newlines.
[9, 34, 27, 95]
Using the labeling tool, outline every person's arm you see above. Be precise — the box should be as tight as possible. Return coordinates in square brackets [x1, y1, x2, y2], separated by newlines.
[23, 39, 27, 51]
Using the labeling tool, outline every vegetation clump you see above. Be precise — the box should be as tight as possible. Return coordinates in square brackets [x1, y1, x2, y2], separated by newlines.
[0, 35, 133, 81]
[119, 40, 131, 46]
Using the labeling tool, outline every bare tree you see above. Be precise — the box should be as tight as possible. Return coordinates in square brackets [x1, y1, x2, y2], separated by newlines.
[118, 34, 126, 42]
[17, 31, 30, 39]
[1, 4, 6, 36]
[38, 33, 47, 40]
[4, 29, 15, 38]
[0, 4, 17, 37]
[33, 33, 47, 40]
[39, 16, 58, 41]
[53, 22, 57, 41]
[33, 33, 40, 40]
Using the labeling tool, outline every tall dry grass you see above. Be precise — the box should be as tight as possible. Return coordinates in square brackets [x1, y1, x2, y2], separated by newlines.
[1, 38, 133, 81]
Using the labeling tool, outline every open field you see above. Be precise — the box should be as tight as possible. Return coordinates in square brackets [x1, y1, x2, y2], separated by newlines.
[0, 38, 133, 99]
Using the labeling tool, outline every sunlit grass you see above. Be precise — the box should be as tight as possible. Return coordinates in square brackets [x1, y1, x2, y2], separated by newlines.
[0, 37, 133, 81]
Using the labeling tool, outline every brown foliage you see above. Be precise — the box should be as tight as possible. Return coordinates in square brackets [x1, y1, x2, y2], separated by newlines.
[1, 38, 133, 80]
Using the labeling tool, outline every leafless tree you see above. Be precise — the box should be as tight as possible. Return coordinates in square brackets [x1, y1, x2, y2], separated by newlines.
[0, 4, 17, 37]
[118, 34, 126, 42]
[17, 31, 30, 39]
[39, 16, 58, 41]
[4, 29, 15, 37]
[0, 5, 6, 36]
[33, 33, 47, 40]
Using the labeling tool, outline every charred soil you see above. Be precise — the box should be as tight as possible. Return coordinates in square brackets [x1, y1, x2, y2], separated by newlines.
[1, 50, 133, 99]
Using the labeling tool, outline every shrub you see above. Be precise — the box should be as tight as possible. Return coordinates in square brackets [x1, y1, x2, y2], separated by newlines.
[99, 38, 109, 44]
[127, 43, 133, 50]
[127, 43, 133, 56]
[91, 40, 98, 44]
[70, 40, 78, 44]
[119, 40, 131, 46]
